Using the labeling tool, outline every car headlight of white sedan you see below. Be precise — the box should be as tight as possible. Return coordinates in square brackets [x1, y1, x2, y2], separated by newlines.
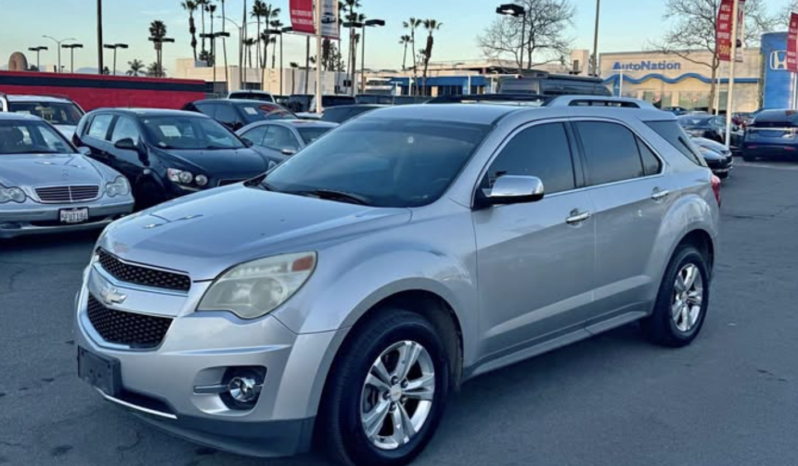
[105, 176, 131, 197]
[198, 252, 317, 319]
[0, 185, 26, 203]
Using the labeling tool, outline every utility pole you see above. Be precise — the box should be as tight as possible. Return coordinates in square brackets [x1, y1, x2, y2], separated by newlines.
[315, 0, 322, 113]
[97, 0, 104, 74]
[724, 0, 740, 148]
[592, 0, 601, 76]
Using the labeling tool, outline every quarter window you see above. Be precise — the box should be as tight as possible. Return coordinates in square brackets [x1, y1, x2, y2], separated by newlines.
[637, 139, 662, 176]
[87, 114, 114, 140]
[482, 123, 576, 194]
[645, 120, 706, 166]
[575, 121, 644, 186]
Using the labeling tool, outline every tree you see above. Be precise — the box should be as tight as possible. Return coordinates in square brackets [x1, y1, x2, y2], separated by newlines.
[343, 0, 362, 94]
[269, 18, 284, 71]
[102, 66, 111, 75]
[28, 65, 40, 72]
[243, 37, 256, 68]
[399, 35, 411, 71]
[149, 20, 168, 77]
[251, 0, 267, 72]
[146, 61, 167, 77]
[321, 41, 345, 71]
[196, 0, 209, 54]
[403, 17, 423, 95]
[420, 19, 443, 95]
[650, 0, 777, 113]
[127, 59, 145, 76]
[477, 0, 575, 71]
[181, 1, 199, 61]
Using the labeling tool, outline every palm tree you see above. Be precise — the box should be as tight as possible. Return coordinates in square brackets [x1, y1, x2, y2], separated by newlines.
[257, 4, 281, 85]
[206, 2, 217, 65]
[421, 19, 442, 96]
[399, 35, 411, 71]
[269, 18, 283, 71]
[196, 0, 209, 53]
[181, 1, 199, 61]
[220, 0, 229, 88]
[127, 59, 145, 76]
[243, 37, 256, 68]
[270, 36, 277, 68]
[251, 1, 268, 70]
[146, 61, 167, 77]
[342, 0, 361, 94]
[403, 17, 422, 95]
[149, 20, 168, 77]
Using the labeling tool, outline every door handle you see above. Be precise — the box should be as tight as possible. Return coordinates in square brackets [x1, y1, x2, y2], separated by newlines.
[566, 210, 591, 225]
[651, 189, 670, 201]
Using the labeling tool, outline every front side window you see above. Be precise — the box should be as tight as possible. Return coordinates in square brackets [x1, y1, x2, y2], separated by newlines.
[87, 114, 115, 140]
[262, 126, 299, 152]
[240, 126, 269, 146]
[264, 118, 491, 207]
[110, 116, 141, 144]
[575, 121, 645, 186]
[0, 120, 75, 154]
[141, 116, 246, 150]
[9, 101, 83, 125]
[482, 123, 576, 194]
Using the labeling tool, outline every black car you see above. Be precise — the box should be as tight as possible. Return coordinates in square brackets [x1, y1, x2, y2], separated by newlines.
[73, 109, 270, 209]
[183, 99, 295, 131]
[497, 71, 611, 97]
[678, 115, 743, 151]
[742, 109, 798, 161]
[321, 104, 384, 124]
[692, 137, 733, 179]
[285, 94, 357, 113]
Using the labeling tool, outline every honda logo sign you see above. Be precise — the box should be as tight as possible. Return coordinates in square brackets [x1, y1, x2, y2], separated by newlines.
[770, 51, 788, 71]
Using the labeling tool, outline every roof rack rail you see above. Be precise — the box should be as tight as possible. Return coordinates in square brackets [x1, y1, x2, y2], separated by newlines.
[426, 93, 550, 106]
[546, 95, 655, 109]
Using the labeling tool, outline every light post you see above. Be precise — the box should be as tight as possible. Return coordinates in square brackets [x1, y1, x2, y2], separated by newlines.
[61, 43, 84, 74]
[148, 37, 175, 78]
[103, 43, 128, 75]
[201, 32, 231, 94]
[224, 18, 260, 90]
[495, 4, 527, 71]
[360, 19, 385, 94]
[343, 21, 363, 96]
[43, 36, 77, 73]
[592, 0, 601, 76]
[27, 46, 48, 71]
[279, 26, 293, 96]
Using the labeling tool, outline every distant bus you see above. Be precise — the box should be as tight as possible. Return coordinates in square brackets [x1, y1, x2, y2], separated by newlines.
[497, 71, 611, 97]
[0, 71, 205, 111]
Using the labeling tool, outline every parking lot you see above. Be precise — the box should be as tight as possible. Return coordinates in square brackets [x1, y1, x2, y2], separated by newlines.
[1, 160, 797, 466]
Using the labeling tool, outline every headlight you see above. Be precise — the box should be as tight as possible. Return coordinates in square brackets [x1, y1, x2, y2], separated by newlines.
[105, 176, 130, 197]
[167, 168, 195, 185]
[197, 252, 317, 319]
[195, 174, 209, 187]
[0, 185, 26, 203]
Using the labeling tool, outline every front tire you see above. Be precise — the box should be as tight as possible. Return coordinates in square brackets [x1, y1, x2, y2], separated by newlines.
[642, 245, 710, 348]
[320, 310, 450, 466]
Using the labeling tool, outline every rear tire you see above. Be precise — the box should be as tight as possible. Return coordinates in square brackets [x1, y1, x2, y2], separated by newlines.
[320, 309, 450, 466]
[642, 245, 710, 348]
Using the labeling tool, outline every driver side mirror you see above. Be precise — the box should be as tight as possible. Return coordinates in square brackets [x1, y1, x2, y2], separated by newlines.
[281, 148, 297, 156]
[77, 146, 91, 156]
[242, 138, 255, 148]
[114, 138, 138, 151]
[484, 175, 545, 206]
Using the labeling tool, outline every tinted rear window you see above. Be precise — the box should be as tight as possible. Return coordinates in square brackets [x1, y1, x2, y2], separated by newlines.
[298, 126, 333, 144]
[750, 111, 798, 128]
[645, 121, 706, 167]
[323, 96, 357, 107]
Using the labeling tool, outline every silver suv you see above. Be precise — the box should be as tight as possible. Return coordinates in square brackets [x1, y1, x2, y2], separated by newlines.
[75, 97, 720, 466]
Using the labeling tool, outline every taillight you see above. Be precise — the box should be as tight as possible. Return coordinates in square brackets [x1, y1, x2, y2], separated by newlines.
[711, 175, 721, 207]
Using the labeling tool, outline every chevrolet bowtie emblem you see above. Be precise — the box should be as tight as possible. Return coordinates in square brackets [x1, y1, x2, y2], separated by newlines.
[100, 285, 127, 306]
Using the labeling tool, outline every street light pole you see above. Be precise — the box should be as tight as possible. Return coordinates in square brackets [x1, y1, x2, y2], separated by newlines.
[281, 27, 294, 96]
[28, 46, 48, 71]
[104, 44, 128, 75]
[495, 4, 526, 71]
[148, 37, 175, 77]
[592, 0, 601, 76]
[343, 21, 364, 96]
[43, 36, 77, 73]
[62, 44, 84, 73]
[360, 20, 385, 95]
[202, 32, 231, 94]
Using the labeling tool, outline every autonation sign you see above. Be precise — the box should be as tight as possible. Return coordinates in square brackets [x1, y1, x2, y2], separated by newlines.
[613, 61, 682, 71]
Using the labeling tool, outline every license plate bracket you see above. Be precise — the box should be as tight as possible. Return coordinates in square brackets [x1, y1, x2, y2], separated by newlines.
[60, 208, 89, 224]
[78, 347, 121, 397]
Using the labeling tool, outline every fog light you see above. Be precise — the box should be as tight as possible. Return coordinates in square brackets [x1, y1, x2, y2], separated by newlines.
[228, 376, 260, 403]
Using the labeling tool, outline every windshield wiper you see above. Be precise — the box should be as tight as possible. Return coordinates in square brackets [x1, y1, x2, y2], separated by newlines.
[288, 189, 373, 206]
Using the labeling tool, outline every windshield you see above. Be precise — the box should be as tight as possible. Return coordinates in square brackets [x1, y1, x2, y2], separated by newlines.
[678, 116, 715, 127]
[323, 96, 357, 107]
[236, 103, 295, 123]
[9, 101, 83, 126]
[229, 92, 274, 102]
[0, 120, 75, 155]
[141, 115, 246, 150]
[750, 111, 798, 128]
[263, 118, 491, 207]
[297, 126, 334, 144]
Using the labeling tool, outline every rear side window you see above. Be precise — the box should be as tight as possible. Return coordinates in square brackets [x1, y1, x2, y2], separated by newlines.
[87, 114, 114, 140]
[645, 121, 706, 166]
[637, 140, 662, 176]
[483, 123, 576, 194]
[575, 122, 644, 186]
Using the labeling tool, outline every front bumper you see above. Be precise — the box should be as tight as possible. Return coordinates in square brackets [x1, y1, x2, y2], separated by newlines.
[707, 156, 733, 175]
[74, 263, 341, 457]
[0, 199, 133, 239]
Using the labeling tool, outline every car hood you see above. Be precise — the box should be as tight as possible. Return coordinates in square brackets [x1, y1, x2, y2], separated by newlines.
[692, 137, 730, 155]
[161, 147, 269, 177]
[100, 185, 412, 280]
[0, 153, 105, 187]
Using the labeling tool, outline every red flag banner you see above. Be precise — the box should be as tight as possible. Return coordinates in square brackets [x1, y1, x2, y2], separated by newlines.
[290, 0, 315, 34]
[716, 0, 734, 62]
[788, 12, 798, 72]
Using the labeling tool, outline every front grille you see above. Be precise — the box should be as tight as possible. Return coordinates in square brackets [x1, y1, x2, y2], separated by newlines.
[98, 249, 191, 292]
[87, 295, 172, 349]
[218, 179, 245, 187]
[36, 185, 100, 203]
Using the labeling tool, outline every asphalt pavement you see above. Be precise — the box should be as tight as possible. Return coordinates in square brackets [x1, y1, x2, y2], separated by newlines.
[1, 161, 797, 466]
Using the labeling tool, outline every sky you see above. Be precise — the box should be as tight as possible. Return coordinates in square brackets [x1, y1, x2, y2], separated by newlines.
[0, 0, 790, 74]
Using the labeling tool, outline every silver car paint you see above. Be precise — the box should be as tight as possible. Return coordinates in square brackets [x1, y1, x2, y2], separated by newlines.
[75, 103, 719, 454]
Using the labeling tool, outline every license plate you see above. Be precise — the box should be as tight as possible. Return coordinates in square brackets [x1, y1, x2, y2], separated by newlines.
[77, 347, 121, 397]
[60, 208, 89, 224]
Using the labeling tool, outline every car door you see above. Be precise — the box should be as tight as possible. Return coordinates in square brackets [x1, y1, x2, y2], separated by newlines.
[79, 113, 116, 166]
[572, 120, 672, 330]
[108, 115, 146, 185]
[472, 122, 597, 358]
